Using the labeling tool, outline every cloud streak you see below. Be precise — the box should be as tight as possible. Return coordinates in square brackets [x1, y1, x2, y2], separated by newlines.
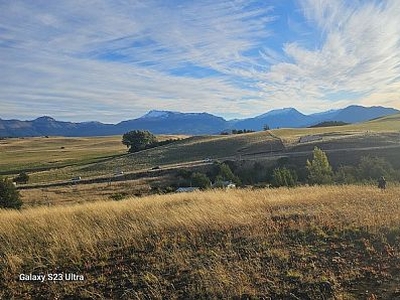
[260, 0, 400, 112]
[0, 0, 399, 122]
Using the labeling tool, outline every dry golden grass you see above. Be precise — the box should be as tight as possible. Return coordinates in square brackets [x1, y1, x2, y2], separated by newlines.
[1, 185, 399, 299]
[19, 179, 154, 207]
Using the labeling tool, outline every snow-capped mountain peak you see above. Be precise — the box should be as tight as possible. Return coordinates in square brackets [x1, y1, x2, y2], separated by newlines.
[140, 110, 177, 119]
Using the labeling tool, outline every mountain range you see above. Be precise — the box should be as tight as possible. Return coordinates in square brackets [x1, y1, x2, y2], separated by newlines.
[0, 105, 398, 137]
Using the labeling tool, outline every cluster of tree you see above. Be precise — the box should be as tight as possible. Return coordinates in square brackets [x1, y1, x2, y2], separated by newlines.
[309, 121, 349, 128]
[177, 147, 398, 190]
[334, 156, 398, 184]
[220, 129, 255, 135]
[122, 130, 178, 153]
[175, 162, 241, 189]
[270, 147, 398, 187]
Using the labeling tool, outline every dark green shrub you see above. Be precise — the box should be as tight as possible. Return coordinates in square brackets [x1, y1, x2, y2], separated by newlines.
[0, 178, 23, 209]
[13, 172, 29, 184]
[109, 192, 129, 201]
[191, 173, 211, 189]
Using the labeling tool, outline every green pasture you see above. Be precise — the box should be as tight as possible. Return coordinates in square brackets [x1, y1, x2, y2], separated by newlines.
[0, 136, 126, 175]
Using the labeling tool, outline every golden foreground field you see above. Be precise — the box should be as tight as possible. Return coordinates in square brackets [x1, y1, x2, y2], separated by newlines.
[1, 185, 399, 299]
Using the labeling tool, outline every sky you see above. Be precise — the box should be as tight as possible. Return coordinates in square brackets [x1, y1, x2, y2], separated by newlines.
[1, 0, 400, 123]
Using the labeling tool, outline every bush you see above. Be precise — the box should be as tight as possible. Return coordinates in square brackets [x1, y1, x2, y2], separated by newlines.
[13, 172, 29, 184]
[109, 192, 129, 201]
[0, 178, 23, 209]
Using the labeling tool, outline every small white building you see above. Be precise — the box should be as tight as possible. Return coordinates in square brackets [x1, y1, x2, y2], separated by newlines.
[212, 181, 236, 189]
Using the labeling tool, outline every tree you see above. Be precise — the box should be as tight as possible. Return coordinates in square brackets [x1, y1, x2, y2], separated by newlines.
[306, 147, 333, 185]
[191, 173, 211, 189]
[122, 130, 157, 153]
[272, 167, 297, 187]
[263, 124, 270, 131]
[213, 162, 241, 185]
[334, 165, 357, 184]
[357, 156, 395, 181]
[0, 178, 23, 209]
[13, 172, 29, 184]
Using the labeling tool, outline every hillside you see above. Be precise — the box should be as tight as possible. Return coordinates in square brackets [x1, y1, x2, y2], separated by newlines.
[3, 113, 400, 185]
[273, 112, 400, 142]
[1, 186, 399, 299]
[78, 113, 400, 179]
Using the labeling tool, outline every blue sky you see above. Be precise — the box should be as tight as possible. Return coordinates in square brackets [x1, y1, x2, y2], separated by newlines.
[1, 0, 399, 123]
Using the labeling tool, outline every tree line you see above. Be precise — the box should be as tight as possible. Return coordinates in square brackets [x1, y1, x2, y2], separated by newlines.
[171, 147, 399, 190]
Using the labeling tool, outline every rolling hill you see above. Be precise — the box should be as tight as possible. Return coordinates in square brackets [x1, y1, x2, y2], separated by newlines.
[5, 112, 398, 185]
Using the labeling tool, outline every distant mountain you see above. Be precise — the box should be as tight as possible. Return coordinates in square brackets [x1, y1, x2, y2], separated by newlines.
[307, 105, 400, 125]
[115, 110, 227, 134]
[231, 108, 314, 130]
[0, 105, 399, 137]
[309, 109, 341, 123]
[0, 117, 115, 137]
[326, 105, 399, 123]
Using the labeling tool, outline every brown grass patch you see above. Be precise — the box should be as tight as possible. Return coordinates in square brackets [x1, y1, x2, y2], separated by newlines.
[1, 185, 399, 299]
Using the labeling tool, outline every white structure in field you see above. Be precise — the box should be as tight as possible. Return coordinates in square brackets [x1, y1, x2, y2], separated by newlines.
[212, 181, 236, 189]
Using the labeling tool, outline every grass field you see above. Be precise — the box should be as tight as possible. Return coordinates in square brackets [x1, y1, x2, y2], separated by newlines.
[1, 132, 280, 184]
[0, 136, 126, 174]
[1, 185, 399, 299]
[0, 135, 188, 183]
[273, 113, 400, 144]
[19, 178, 156, 207]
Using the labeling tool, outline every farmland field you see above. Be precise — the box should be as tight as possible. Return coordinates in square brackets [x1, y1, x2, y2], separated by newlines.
[0, 136, 126, 174]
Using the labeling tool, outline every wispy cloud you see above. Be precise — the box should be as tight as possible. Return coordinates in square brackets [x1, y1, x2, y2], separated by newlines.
[1, 0, 276, 121]
[260, 0, 400, 113]
[0, 0, 399, 122]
